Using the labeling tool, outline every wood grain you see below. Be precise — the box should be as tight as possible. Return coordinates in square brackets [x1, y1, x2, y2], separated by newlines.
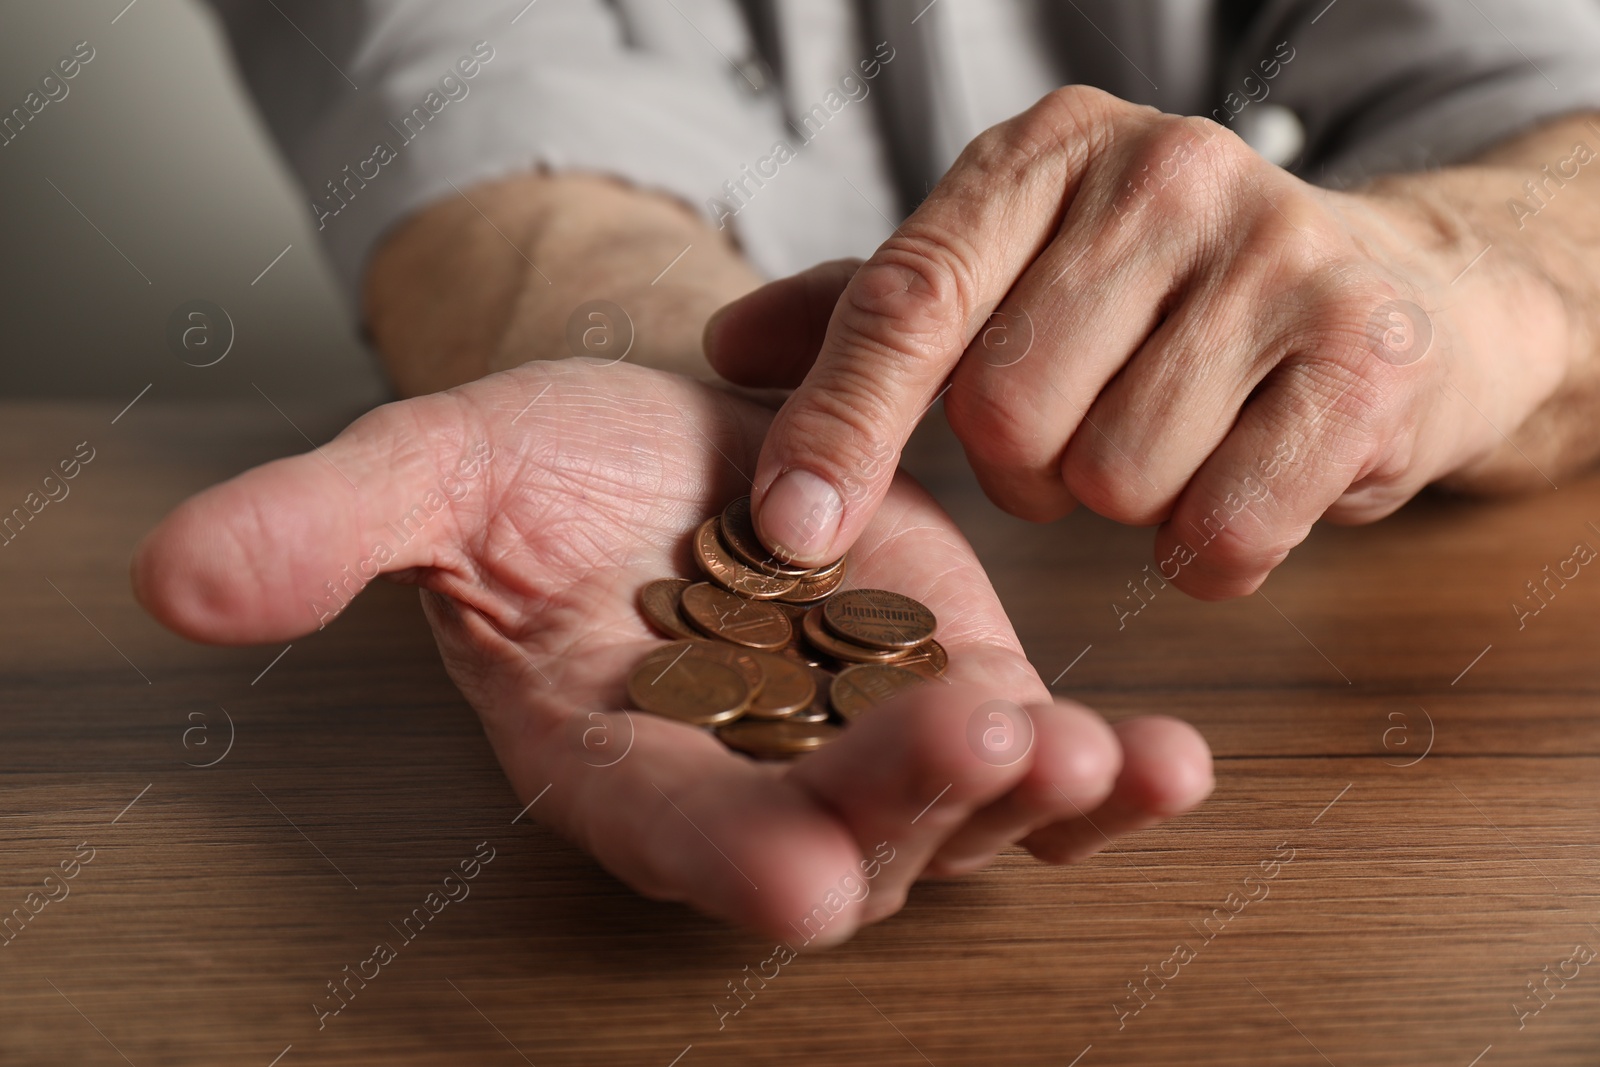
[1, 400, 1597, 1065]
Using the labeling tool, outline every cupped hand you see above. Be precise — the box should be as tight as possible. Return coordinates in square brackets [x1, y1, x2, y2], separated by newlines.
[132, 359, 1211, 943]
[708, 84, 1572, 597]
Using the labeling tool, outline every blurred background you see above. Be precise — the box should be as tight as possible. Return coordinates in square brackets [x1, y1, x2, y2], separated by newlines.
[0, 0, 385, 404]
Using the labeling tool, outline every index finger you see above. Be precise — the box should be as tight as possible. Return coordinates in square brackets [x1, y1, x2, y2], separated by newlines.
[750, 86, 1127, 565]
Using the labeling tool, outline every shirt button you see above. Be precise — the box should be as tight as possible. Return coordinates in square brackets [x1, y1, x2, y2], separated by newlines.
[731, 53, 772, 95]
[1234, 104, 1305, 168]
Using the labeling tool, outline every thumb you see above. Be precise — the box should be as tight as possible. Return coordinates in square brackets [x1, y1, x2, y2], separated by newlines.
[703, 257, 862, 388]
[132, 396, 492, 645]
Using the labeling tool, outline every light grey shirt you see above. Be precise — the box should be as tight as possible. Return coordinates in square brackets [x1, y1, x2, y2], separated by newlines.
[203, 0, 1600, 305]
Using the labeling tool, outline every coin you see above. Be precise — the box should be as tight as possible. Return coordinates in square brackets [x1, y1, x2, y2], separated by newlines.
[638, 578, 698, 640]
[823, 589, 936, 650]
[830, 663, 927, 721]
[808, 554, 846, 579]
[781, 641, 824, 669]
[895, 639, 948, 678]
[680, 582, 793, 650]
[802, 606, 910, 663]
[786, 665, 836, 723]
[630, 504, 947, 755]
[772, 604, 821, 664]
[693, 518, 799, 600]
[720, 496, 812, 577]
[776, 558, 848, 605]
[772, 600, 810, 625]
[627, 644, 751, 725]
[717, 717, 841, 758]
[744, 651, 816, 719]
[688, 640, 765, 692]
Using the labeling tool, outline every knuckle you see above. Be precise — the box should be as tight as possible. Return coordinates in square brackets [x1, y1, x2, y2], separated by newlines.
[1296, 293, 1405, 426]
[1241, 192, 1344, 283]
[841, 231, 976, 363]
[1183, 503, 1298, 580]
[1120, 115, 1249, 217]
[964, 84, 1116, 178]
[943, 381, 1049, 474]
[1037, 82, 1124, 123]
[1265, 272, 1414, 444]
[1292, 363, 1411, 489]
[1165, 538, 1280, 603]
[1318, 361, 1390, 434]
[1001, 84, 1113, 164]
[1062, 436, 1166, 525]
[783, 372, 899, 485]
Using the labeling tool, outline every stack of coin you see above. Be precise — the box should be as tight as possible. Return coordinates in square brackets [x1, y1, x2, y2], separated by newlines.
[628, 496, 947, 759]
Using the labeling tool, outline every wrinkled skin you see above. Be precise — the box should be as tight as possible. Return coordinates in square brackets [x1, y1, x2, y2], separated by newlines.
[133, 360, 1211, 943]
[713, 87, 1580, 597]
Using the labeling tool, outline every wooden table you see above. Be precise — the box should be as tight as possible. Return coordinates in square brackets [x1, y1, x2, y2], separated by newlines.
[3, 399, 1597, 1066]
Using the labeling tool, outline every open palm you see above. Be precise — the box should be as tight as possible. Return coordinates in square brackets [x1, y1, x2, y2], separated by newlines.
[134, 359, 1211, 942]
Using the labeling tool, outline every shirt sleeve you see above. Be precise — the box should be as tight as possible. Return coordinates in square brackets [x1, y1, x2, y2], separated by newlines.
[201, 0, 894, 305]
[1223, 0, 1600, 187]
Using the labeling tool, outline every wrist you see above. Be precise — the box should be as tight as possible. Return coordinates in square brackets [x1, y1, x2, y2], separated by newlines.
[364, 172, 763, 395]
[1349, 169, 1577, 489]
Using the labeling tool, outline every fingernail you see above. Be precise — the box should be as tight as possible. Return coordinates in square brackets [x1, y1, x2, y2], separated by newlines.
[759, 468, 842, 566]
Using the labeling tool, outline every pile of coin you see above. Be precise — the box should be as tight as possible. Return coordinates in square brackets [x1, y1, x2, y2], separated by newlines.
[627, 496, 946, 759]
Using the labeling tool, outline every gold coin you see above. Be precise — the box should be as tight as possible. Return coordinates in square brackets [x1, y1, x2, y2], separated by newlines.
[895, 639, 948, 678]
[743, 651, 816, 719]
[830, 663, 927, 721]
[693, 518, 799, 600]
[776, 558, 848, 605]
[638, 578, 698, 640]
[717, 717, 841, 759]
[627, 644, 751, 726]
[720, 496, 812, 577]
[802, 606, 910, 664]
[680, 582, 793, 650]
[823, 589, 936, 650]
